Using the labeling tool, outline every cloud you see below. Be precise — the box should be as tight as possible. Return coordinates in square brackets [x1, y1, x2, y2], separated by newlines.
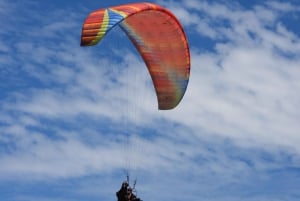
[1, 0, 300, 201]
[156, 0, 300, 152]
[265, 1, 300, 12]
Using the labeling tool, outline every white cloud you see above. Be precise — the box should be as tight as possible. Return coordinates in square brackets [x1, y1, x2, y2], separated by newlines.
[154, 0, 300, 153]
[1, 1, 300, 200]
[265, 1, 300, 12]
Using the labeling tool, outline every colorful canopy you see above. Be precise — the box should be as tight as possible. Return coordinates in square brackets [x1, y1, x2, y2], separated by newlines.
[81, 2, 190, 110]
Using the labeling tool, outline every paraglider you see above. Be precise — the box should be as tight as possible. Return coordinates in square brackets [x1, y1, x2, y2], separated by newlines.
[116, 180, 142, 201]
[80, 2, 190, 201]
[80, 2, 190, 110]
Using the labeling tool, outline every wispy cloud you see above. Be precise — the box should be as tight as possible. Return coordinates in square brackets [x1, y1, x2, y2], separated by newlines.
[158, 0, 300, 151]
[1, 0, 300, 201]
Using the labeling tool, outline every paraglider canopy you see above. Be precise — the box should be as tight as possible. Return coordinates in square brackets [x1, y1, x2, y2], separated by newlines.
[81, 2, 190, 110]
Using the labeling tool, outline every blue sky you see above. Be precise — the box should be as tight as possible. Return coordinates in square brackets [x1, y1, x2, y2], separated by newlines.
[1, 0, 300, 201]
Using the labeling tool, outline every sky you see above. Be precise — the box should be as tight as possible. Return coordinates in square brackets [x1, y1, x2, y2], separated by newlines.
[1, 0, 300, 201]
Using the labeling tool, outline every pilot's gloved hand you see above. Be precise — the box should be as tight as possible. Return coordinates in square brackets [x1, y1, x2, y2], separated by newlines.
[122, 181, 129, 187]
